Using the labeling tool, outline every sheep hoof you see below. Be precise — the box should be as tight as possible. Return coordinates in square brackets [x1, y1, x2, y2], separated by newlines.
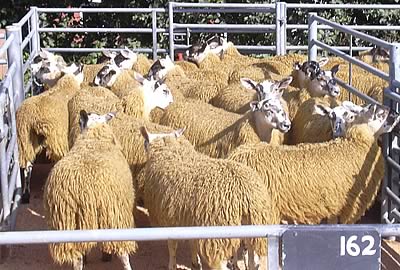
[21, 192, 30, 204]
[101, 252, 112, 262]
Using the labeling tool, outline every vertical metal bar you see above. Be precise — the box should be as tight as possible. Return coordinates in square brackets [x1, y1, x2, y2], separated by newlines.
[275, 2, 281, 55]
[186, 27, 190, 46]
[308, 12, 318, 62]
[0, 93, 10, 227]
[268, 235, 279, 270]
[168, 2, 174, 61]
[6, 26, 24, 108]
[382, 43, 400, 225]
[349, 35, 353, 101]
[30, 7, 40, 56]
[276, 2, 287, 55]
[152, 10, 157, 60]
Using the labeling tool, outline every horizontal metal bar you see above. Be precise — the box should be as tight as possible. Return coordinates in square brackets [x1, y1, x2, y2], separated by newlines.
[0, 60, 7, 65]
[287, 3, 400, 9]
[2, 224, 400, 245]
[38, 27, 166, 33]
[0, 34, 15, 58]
[45, 47, 168, 54]
[385, 89, 400, 105]
[23, 52, 38, 74]
[12, 8, 34, 27]
[313, 14, 392, 50]
[386, 186, 400, 206]
[174, 44, 276, 51]
[287, 24, 400, 31]
[336, 78, 381, 105]
[172, 2, 275, 8]
[392, 208, 400, 222]
[20, 30, 35, 51]
[173, 23, 275, 30]
[1, 63, 16, 90]
[286, 45, 376, 51]
[173, 7, 274, 13]
[314, 40, 390, 81]
[387, 156, 400, 174]
[181, 28, 275, 34]
[37, 8, 166, 13]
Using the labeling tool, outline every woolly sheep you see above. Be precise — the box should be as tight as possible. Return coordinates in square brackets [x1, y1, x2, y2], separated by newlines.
[228, 103, 400, 225]
[157, 95, 291, 158]
[140, 127, 279, 270]
[210, 76, 292, 115]
[288, 98, 364, 144]
[44, 110, 137, 270]
[132, 53, 153, 75]
[357, 46, 389, 64]
[82, 63, 106, 86]
[17, 65, 84, 203]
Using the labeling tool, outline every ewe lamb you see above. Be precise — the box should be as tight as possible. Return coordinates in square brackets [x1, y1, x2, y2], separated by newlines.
[228, 103, 400, 225]
[140, 127, 278, 270]
[44, 111, 137, 270]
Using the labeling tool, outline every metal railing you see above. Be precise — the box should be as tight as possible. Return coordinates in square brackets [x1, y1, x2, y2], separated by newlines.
[1, 3, 400, 268]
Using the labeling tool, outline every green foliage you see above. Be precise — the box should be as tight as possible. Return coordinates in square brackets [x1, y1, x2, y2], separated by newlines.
[1, 0, 400, 63]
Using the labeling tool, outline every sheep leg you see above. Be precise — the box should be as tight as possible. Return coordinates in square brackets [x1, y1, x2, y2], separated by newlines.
[189, 240, 202, 270]
[247, 245, 256, 270]
[72, 255, 84, 270]
[117, 254, 132, 270]
[226, 252, 240, 270]
[21, 162, 33, 204]
[168, 240, 178, 270]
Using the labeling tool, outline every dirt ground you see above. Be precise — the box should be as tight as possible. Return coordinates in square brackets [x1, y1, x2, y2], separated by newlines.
[0, 163, 254, 270]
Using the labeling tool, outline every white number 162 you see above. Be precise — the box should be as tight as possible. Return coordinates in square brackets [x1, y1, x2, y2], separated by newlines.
[340, 235, 376, 256]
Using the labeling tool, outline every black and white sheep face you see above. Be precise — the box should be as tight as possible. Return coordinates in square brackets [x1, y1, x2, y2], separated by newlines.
[315, 101, 364, 138]
[358, 104, 400, 137]
[35, 61, 63, 86]
[97, 50, 118, 64]
[114, 47, 137, 70]
[79, 110, 115, 132]
[184, 42, 210, 64]
[61, 63, 84, 85]
[137, 72, 173, 110]
[250, 98, 291, 133]
[308, 64, 340, 98]
[293, 58, 328, 89]
[206, 35, 228, 58]
[146, 56, 175, 80]
[241, 76, 292, 101]
[93, 63, 121, 88]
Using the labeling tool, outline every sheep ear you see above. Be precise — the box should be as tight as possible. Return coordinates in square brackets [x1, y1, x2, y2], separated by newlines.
[174, 127, 186, 138]
[140, 126, 150, 143]
[121, 48, 131, 58]
[250, 101, 261, 112]
[276, 76, 293, 90]
[318, 57, 329, 67]
[103, 50, 113, 57]
[331, 64, 340, 76]
[240, 78, 258, 90]
[79, 110, 89, 132]
[134, 72, 145, 84]
[314, 104, 331, 116]
[293, 62, 302, 70]
[105, 112, 116, 122]
[342, 101, 363, 113]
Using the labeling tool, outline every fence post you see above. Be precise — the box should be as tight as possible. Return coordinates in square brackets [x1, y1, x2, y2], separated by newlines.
[168, 2, 175, 61]
[382, 43, 400, 226]
[5, 25, 23, 108]
[30, 7, 40, 56]
[152, 10, 158, 60]
[268, 235, 279, 270]
[308, 12, 318, 62]
[275, 2, 287, 56]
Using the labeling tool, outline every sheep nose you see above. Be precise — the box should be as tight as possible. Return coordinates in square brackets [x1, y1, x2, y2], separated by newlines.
[281, 121, 291, 132]
[330, 87, 340, 97]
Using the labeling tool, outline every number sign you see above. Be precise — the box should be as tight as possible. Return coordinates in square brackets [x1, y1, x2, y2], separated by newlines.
[282, 228, 381, 270]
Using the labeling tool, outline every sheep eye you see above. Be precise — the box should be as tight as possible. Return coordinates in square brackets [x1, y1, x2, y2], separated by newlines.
[163, 89, 169, 95]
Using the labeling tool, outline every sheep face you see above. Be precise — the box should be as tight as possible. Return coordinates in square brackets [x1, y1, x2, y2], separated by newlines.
[134, 72, 174, 110]
[93, 63, 121, 88]
[97, 50, 118, 64]
[315, 101, 364, 138]
[79, 110, 115, 132]
[307, 64, 340, 98]
[359, 46, 390, 63]
[184, 42, 210, 64]
[357, 104, 400, 137]
[146, 56, 175, 80]
[293, 58, 328, 89]
[114, 47, 138, 70]
[206, 35, 228, 58]
[250, 97, 291, 133]
[241, 76, 293, 101]
[35, 61, 63, 86]
[62, 63, 84, 85]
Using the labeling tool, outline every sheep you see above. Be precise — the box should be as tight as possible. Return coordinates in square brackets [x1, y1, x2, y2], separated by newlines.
[210, 76, 292, 115]
[17, 64, 84, 203]
[157, 93, 291, 158]
[139, 126, 279, 270]
[113, 47, 138, 70]
[31, 48, 67, 75]
[109, 69, 141, 98]
[93, 62, 122, 88]
[288, 98, 364, 144]
[357, 46, 389, 64]
[82, 63, 106, 86]
[43, 110, 137, 270]
[227, 103, 400, 225]
[96, 50, 118, 64]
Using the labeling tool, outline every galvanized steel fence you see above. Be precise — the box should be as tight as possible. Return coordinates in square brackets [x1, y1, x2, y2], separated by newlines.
[1, 2, 400, 269]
